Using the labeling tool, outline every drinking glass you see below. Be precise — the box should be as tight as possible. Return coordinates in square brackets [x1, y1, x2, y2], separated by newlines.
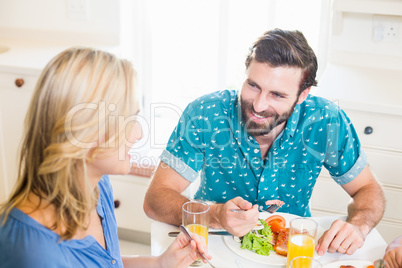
[289, 256, 322, 268]
[182, 200, 210, 266]
[286, 218, 318, 268]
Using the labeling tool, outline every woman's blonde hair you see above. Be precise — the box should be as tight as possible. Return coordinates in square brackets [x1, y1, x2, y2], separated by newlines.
[0, 47, 137, 240]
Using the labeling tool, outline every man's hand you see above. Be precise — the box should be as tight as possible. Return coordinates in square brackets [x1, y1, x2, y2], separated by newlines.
[211, 197, 259, 237]
[315, 219, 365, 256]
[315, 165, 385, 256]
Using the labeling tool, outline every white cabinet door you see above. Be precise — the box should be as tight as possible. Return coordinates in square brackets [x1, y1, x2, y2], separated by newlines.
[0, 71, 38, 202]
[110, 175, 153, 233]
[0, 109, 7, 202]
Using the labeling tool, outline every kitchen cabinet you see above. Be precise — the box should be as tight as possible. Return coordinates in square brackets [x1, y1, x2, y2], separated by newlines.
[0, 110, 6, 201]
[0, 39, 73, 202]
[110, 174, 154, 243]
[333, 0, 402, 16]
[0, 68, 39, 202]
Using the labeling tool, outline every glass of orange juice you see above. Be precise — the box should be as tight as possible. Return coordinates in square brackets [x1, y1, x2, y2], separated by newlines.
[286, 218, 318, 268]
[290, 256, 322, 268]
[182, 200, 210, 266]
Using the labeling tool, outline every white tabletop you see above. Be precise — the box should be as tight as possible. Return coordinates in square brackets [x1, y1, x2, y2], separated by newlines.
[151, 216, 387, 268]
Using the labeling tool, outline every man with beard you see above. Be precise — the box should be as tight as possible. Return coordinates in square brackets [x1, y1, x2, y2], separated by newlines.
[144, 29, 385, 256]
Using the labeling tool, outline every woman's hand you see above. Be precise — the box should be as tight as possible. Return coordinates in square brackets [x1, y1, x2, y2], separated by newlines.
[384, 235, 402, 268]
[158, 231, 211, 268]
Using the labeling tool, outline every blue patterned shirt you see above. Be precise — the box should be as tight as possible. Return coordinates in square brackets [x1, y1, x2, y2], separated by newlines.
[161, 90, 366, 216]
[0, 175, 123, 268]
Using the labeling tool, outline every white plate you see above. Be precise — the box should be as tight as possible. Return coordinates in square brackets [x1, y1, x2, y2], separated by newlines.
[223, 212, 324, 266]
[323, 260, 373, 268]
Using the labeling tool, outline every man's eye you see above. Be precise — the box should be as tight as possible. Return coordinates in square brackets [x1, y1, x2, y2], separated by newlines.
[273, 92, 282, 98]
[248, 82, 257, 88]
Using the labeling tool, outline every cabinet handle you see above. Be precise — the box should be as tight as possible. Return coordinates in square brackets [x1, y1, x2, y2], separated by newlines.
[364, 126, 373, 135]
[15, 78, 25, 87]
[114, 200, 121, 209]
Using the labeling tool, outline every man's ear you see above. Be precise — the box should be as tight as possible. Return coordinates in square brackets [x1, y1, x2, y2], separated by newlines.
[297, 87, 311, 104]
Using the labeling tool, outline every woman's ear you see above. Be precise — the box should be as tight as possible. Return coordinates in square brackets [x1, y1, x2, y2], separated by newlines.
[297, 87, 311, 104]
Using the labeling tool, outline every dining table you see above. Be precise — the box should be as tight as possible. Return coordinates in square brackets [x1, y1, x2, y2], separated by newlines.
[151, 215, 388, 268]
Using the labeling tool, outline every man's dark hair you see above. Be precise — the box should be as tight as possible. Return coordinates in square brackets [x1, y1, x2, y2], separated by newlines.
[245, 28, 318, 95]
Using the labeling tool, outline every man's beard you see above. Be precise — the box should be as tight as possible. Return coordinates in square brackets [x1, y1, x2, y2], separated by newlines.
[240, 97, 297, 136]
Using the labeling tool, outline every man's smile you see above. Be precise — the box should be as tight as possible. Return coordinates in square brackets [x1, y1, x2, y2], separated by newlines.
[249, 110, 273, 123]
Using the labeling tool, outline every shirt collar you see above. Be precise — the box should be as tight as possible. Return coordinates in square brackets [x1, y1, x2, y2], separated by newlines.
[283, 103, 301, 138]
[96, 191, 104, 219]
[233, 94, 246, 139]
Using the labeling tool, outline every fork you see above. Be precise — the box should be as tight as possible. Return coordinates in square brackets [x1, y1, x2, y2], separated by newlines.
[266, 204, 281, 213]
[230, 203, 283, 213]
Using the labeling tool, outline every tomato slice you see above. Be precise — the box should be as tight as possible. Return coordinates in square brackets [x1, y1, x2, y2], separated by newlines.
[265, 215, 286, 233]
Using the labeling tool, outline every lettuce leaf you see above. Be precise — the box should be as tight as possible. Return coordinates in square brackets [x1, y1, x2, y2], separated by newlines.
[240, 219, 274, 256]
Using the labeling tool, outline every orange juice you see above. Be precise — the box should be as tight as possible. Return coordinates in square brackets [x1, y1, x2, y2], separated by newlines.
[286, 234, 315, 267]
[186, 224, 208, 245]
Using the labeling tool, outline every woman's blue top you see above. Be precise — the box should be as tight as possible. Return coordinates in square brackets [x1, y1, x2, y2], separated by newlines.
[0, 175, 123, 268]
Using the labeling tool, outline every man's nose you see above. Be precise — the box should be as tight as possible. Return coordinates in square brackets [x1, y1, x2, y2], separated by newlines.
[253, 94, 269, 113]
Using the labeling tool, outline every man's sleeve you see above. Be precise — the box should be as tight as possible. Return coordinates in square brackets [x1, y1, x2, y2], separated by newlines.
[160, 103, 206, 183]
[324, 108, 367, 185]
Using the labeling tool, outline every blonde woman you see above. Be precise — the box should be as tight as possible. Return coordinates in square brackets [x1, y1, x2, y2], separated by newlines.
[0, 47, 210, 267]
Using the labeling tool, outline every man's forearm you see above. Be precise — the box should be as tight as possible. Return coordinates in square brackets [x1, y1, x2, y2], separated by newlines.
[144, 191, 225, 228]
[346, 183, 385, 237]
[207, 202, 224, 229]
[144, 187, 189, 226]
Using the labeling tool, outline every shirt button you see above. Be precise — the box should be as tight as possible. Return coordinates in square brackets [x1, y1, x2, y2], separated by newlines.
[111, 260, 116, 264]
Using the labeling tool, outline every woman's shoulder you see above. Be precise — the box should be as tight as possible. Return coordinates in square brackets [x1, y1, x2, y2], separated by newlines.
[0, 208, 67, 267]
[0, 207, 59, 238]
[0, 208, 59, 244]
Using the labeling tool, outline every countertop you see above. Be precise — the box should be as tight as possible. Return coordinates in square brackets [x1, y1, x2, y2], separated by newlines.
[0, 38, 120, 74]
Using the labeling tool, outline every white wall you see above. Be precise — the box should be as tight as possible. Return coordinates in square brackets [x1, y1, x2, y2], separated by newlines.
[0, 0, 120, 45]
